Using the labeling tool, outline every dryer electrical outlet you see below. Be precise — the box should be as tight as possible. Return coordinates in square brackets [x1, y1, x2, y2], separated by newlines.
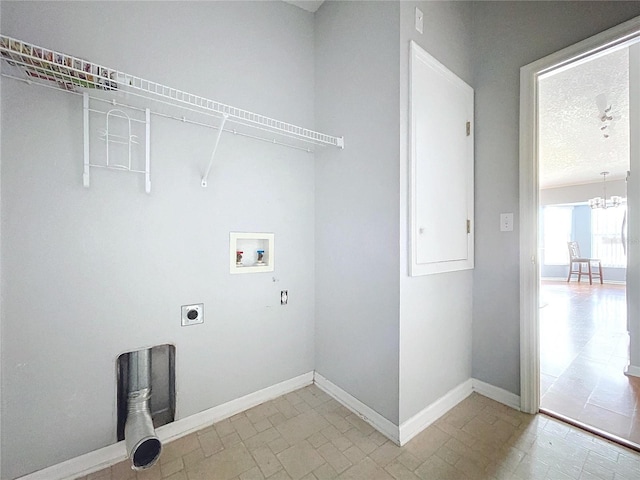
[181, 304, 204, 326]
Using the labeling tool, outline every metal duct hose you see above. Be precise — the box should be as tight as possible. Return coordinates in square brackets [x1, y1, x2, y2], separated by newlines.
[124, 349, 162, 470]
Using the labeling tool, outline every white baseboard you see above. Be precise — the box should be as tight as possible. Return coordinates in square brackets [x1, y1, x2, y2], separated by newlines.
[15, 443, 127, 480]
[624, 364, 640, 378]
[398, 379, 473, 445]
[314, 375, 521, 447]
[314, 372, 400, 444]
[17, 371, 314, 480]
[472, 378, 521, 410]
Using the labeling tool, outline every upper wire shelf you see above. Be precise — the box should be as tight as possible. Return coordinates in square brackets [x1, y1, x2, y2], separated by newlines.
[0, 35, 344, 149]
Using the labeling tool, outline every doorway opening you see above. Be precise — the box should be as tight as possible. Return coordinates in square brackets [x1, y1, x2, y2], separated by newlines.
[537, 46, 639, 445]
[519, 16, 640, 450]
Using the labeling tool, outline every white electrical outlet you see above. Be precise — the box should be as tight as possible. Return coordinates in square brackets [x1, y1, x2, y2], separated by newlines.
[500, 213, 514, 232]
[281, 290, 288, 305]
[181, 304, 204, 326]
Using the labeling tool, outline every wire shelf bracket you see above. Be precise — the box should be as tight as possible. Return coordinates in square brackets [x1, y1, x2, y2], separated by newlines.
[1, 35, 345, 189]
[201, 114, 228, 188]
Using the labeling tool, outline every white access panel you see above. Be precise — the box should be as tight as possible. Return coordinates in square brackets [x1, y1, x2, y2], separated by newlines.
[410, 41, 474, 276]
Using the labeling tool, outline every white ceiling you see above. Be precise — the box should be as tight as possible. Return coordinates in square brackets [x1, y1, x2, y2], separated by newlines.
[539, 47, 629, 189]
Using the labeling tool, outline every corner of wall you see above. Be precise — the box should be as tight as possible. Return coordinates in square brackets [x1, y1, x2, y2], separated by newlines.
[471, 378, 521, 411]
[398, 0, 475, 426]
[313, 0, 401, 426]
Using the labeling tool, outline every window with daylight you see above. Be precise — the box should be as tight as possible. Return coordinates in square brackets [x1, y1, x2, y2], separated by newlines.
[542, 206, 574, 265]
[591, 206, 627, 268]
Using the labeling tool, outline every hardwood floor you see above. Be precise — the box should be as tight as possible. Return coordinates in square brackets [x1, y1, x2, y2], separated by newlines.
[540, 280, 640, 446]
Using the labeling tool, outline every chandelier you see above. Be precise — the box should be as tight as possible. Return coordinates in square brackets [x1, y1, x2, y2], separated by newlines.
[588, 171, 622, 209]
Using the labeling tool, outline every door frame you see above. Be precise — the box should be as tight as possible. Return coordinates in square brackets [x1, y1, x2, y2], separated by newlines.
[519, 16, 640, 414]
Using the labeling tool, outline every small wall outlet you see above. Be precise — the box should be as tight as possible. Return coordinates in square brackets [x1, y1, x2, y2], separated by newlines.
[281, 290, 288, 305]
[181, 304, 204, 326]
[500, 213, 514, 232]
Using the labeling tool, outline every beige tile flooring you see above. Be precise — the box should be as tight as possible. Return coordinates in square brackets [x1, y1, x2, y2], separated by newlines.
[77, 385, 640, 480]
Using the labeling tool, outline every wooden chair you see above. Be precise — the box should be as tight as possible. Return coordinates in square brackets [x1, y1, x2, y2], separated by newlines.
[566, 241, 603, 285]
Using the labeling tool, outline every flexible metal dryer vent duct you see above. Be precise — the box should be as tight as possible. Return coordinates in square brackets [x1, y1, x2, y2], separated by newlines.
[125, 348, 162, 470]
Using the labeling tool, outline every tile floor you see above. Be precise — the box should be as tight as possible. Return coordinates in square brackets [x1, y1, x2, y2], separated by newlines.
[540, 280, 640, 444]
[77, 385, 640, 480]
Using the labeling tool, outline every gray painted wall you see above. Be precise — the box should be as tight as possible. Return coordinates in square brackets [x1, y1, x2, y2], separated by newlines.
[314, 0, 476, 428]
[0, 3, 3, 477]
[398, 1, 474, 424]
[471, 1, 640, 395]
[314, 0, 401, 425]
[1, 2, 316, 477]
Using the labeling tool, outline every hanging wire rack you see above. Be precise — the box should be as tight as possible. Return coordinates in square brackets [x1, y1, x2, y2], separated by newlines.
[84, 97, 152, 193]
[0, 35, 345, 149]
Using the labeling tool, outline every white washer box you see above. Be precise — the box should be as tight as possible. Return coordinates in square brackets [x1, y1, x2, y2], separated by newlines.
[230, 232, 275, 274]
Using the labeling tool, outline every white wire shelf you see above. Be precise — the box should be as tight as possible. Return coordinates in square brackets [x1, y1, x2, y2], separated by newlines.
[0, 34, 344, 149]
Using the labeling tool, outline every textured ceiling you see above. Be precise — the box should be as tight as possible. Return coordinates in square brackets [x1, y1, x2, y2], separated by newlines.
[539, 47, 629, 189]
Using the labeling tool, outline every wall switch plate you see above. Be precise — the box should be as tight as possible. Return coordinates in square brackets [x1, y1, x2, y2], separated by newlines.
[281, 290, 288, 305]
[415, 7, 424, 34]
[181, 303, 204, 326]
[500, 213, 514, 232]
